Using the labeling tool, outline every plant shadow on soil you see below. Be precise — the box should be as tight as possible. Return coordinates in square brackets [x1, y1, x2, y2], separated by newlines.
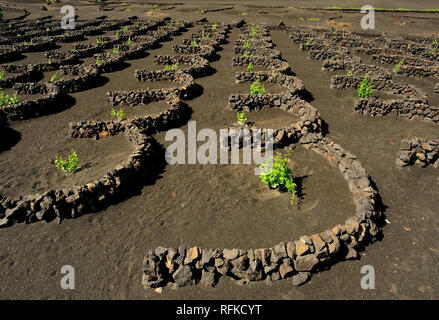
[0, 126, 21, 153]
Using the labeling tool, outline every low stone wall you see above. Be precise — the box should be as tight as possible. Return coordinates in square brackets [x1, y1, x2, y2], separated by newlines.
[78, 93, 189, 136]
[232, 56, 291, 74]
[234, 46, 282, 59]
[234, 71, 305, 94]
[154, 54, 211, 77]
[172, 44, 216, 59]
[0, 69, 38, 88]
[52, 65, 100, 93]
[330, 75, 439, 123]
[396, 137, 439, 168]
[133, 69, 197, 99]
[354, 97, 439, 122]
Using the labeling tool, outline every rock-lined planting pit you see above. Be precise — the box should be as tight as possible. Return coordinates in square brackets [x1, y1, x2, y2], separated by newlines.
[141, 23, 383, 290]
[1, 7, 437, 300]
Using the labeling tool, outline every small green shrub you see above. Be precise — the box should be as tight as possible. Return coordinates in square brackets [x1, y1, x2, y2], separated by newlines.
[393, 58, 404, 73]
[191, 39, 198, 47]
[50, 72, 58, 83]
[0, 71, 4, 80]
[123, 26, 129, 32]
[164, 63, 178, 71]
[0, 90, 19, 107]
[212, 23, 217, 30]
[243, 40, 250, 49]
[358, 74, 373, 98]
[250, 76, 265, 95]
[305, 38, 313, 45]
[347, 70, 353, 77]
[259, 152, 297, 201]
[111, 107, 127, 120]
[96, 57, 104, 65]
[127, 36, 133, 45]
[246, 63, 254, 72]
[96, 38, 103, 44]
[125, 8, 132, 12]
[250, 26, 257, 37]
[112, 47, 120, 54]
[55, 149, 79, 173]
[236, 111, 248, 125]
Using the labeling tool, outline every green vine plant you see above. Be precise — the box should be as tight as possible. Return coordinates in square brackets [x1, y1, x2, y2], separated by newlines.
[96, 57, 104, 65]
[127, 36, 133, 45]
[112, 47, 120, 54]
[347, 70, 353, 77]
[393, 58, 405, 73]
[0, 90, 20, 106]
[212, 23, 218, 30]
[236, 111, 248, 126]
[358, 74, 373, 98]
[259, 152, 297, 202]
[0, 70, 4, 80]
[111, 107, 127, 120]
[164, 63, 178, 71]
[55, 149, 79, 174]
[246, 63, 254, 72]
[305, 38, 313, 45]
[202, 30, 209, 39]
[243, 40, 250, 49]
[96, 38, 103, 44]
[191, 39, 198, 47]
[250, 76, 265, 95]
